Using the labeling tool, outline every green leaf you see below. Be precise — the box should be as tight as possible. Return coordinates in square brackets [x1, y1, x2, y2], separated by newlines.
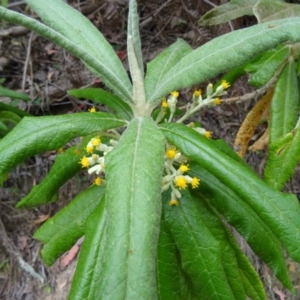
[0, 112, 125, 175]
[147, 17, 300, 107]
[0, 101, 31, 117]
[213, 64, 246, 91]
[0, 110, 22, 126]
[269, 60, 299, 144]
[16, 146, 82, 208]
[199, 0, 257, 26]
[254, 0, 300, 23]
[219, 219, 266, 300]
[0, 85, 31, 101]
[265, 127, 300, 190]
[245, 44, 289, 87]
[97, 117, 164, 299]
[190, 163, 293, 291]
[68, 197, 106, 300]
[156, 210, 192, 300]
[68, 88, 133, 121]
[34, 185, 105, 266]
[163, 190, 240, 299]
[160, 123, 300, 263]
[0, 4, 133, 104]
[127, 0, 144, 77]
[145, 39, 192, 101]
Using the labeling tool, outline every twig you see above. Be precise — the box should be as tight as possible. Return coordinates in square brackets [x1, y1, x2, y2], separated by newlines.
[21, 31, 34, 92]
[223, 59, 288, 104]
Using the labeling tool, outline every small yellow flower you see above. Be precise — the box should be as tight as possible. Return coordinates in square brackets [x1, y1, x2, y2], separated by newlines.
[161, 98, 168, 108]
[179, 164, 189, 173]
[214, 97, 221, 105]
[169, 199, 179, 206]
[174, 176, 188, 190]
[57, 147, 64, 154]
[79, 156, 90, 168]
[171, 90, 179, 98]
[221, 80, 230, 89]
[193, 89, 202, 97]
[89, 106, 96, 113]
[165, 148, 177, 159]
[92, 137, 101, 146]
[86, 145, 94, 153]
[94, 176, 102, 186]
[191, 177, 200, 189]
[205, 131, 212, 139]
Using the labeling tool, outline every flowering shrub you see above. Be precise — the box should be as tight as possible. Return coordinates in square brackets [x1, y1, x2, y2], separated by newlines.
[1, 0, 300, 299]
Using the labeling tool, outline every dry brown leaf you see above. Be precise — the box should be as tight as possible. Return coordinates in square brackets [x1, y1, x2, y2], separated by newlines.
[234, 88, 273, 158]
[32, 213, 51, 225]
[60, 244, 80, 269]
[289, 261, 296, 272]
[249, 127, 269, 152]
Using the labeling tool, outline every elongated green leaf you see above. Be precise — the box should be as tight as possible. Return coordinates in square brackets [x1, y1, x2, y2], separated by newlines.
[199, 0, 257, 26]
[164, 190, 238, 299]
[16, 146, 82, 208]
[190, 163, 293, 290]
[68, 196, 106, 300]
[219, 220, 266, 300]
[269, 60, 299, 144]
[157, 209, 192, 300]
[0, 110, 21, 125]
[68, 88, 133, 121]
[34, 185, 105, 266]
[96, 117, 164, 299]
[128, 0, 144, 77]
[160, 123, 300, 262]
[0, 101, 31, 117]
[0, 85, 31, 101]
[157, 220, 181, 300]
[0, 5, 133, 104]
[148, 17, 300, 107]
[245, 44, 289, 87]
[0, 112, 125, 175]
[265, 127, 300, 190]
[254, 0, 300, 23]
[145, 39, 192, 101]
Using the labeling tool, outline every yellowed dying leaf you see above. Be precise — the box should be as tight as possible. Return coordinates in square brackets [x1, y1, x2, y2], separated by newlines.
[249, 127, 269, 152]
[234, 89, 273, 158]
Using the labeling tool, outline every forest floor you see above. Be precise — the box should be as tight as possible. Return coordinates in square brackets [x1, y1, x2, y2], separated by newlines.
[1, 0, 300, 299]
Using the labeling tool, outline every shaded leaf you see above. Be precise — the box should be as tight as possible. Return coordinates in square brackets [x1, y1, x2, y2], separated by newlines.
[16, 146, 82, 208]
[34, 185, 105, 266]
[254, 0, 300, 23]
[199, 0, 257, 26]
[265, 126, 300, 190]
[245, 44, 289, 87]
[68, 88, 133, 121]
[269, 60, 299, 144]
[0, 85, 31, 101]
[0, 112, 125, 175]
[156, 212, 192, 300]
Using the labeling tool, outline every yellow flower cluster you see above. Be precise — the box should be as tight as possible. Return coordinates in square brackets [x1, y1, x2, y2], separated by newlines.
[162, 145, 200, 207]
[79, 136, 118, 186]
